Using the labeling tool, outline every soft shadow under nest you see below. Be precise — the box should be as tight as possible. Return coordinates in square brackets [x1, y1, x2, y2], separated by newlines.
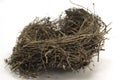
[6, 8, 109, 77]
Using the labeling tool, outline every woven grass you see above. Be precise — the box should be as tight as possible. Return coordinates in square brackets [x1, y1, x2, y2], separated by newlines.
[6, 8, 109, 77]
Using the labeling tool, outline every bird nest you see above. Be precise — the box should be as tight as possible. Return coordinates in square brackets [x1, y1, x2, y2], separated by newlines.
[6, 8, 109, 77]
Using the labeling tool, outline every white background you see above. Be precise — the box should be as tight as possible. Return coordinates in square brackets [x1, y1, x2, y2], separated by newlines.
[0, 0, 119, 80]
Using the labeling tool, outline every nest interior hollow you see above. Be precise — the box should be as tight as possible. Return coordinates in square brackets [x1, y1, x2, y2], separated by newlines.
[7, 8, 108, 77]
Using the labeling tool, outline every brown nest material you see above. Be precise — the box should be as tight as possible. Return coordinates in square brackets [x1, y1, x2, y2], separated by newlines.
[6, 8, 109, 77]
